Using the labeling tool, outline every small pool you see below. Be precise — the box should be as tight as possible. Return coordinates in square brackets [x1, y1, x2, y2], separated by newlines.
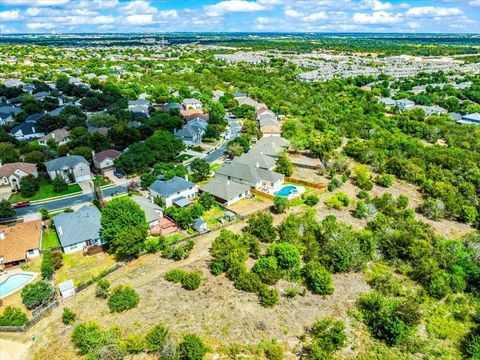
[0, 273, 34, 297]
[274, 185, 300, 197]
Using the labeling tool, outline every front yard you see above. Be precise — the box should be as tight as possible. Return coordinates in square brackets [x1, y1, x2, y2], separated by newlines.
[9, 180, 82, 203]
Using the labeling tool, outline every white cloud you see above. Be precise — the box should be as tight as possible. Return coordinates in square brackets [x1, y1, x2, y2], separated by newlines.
[304, 11, 328, 21]
[157, 10, 178, 19]
[284, 8, 302, 18]
[406, 6, 463, 17]
[0, 0, 69, 5]
[353, 11, 402, 24]
[469, 0, 480, 6]
[0, 9, 20, 21]
[205, 1, 267, 17]
[126, 14, 153, 25]
[26, 22, 58, 30]
[121, 0, 157, 15]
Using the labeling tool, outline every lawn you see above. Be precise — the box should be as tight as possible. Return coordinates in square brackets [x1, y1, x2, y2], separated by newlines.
[177, 154, 194, 162]
[42, 226, 60, 250]
[203, 205, 225, 227]
[9, 180, 82, 203]
[93, 175, 112, 187]
[164, 233, 187, 244]
[55, 252, 117, 286]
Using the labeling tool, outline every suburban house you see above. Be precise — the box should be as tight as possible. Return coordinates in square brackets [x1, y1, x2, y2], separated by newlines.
[128, 99, 150, 114]
[149, 176, 197, 208]
[45, 155, 92, 183]
[0, 112, 13, 125]
[3, 79, 24, 88]
[131, 195, 163, 228]
[458, 113, 480, 125]
[175, 118, 208, 145]
[25, 113, 45, 123]
[53, 205, 103, 254]
[0, 162, 38, 191]
[395, 99, 415, 110]
[256, 107, 281, 137]
[199, 178, 251, 206]
[416, 105, 448, 116]
[0, 220, 42, 268]
[38, 128, 70, 146]
[379, 97, 396, 108]
[215, 162, 284, 192]
[255, 136, 290, 148]
[234, 152, 276, 170]
[164, 102, 182, 111]
[10, 122, 45, 140]
[192, 217, 208, 233]
[93, 149, 122, 173]
[182, 98, 202, 110]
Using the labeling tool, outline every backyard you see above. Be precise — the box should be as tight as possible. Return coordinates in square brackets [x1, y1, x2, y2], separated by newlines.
[41, 226, 60, 250]
[9, 180, 82, 203]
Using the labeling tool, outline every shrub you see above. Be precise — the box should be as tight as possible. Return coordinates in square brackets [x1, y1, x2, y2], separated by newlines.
[95, 279, 111, 299]
[179, 334, 207, 360]
[233, 270, 263, 293]
[51, 251, 64, 270]
[325, 192, 350, 209]
[145, 237, 161, 253]
[123, 334, 145, 354]
[52, 175, 68, 193]
[165, 269, 185, 283]
[160, 341, 179, 360]
[20, 175, 39, 197]
[309, 317, 346, 353]
[71, 321, 118, 355]
[268, 242, 301, 270]
[107, 285, 139, 313]
[21, 280, 55, 309]
[62, 308, 76, 325]
[246, 213, 276, 243]
[272, 196, 289, 214]
[40, 251, 54, 279]
[181, 272, 202, 291]
[252, 256, 282, 285]
[353, 165, 373, 191]
[145, 322, 169, 353]
[0, 306, 28, 326]
[304, 195, 319, 206]
[303, 262, 334, 295]
[259, 287, 279, 307]
[376, 174, 394, 187]
[264, 342, 284, 360]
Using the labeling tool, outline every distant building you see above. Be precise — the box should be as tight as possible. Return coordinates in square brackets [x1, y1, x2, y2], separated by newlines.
[175, 118, 208, 145]
[458, 113, 480, 125]
[130, 195, 163, 228]
[10, 122, 45, 140]
[182, 98, 202, 110]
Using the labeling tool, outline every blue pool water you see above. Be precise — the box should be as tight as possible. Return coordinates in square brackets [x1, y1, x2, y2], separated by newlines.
[274, 185, 299, 197]
[0, 274, 33, 297]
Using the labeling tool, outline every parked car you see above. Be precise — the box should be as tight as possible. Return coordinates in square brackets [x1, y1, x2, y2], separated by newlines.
[14, 202, 31, 208]
[114, 170, 124, 179]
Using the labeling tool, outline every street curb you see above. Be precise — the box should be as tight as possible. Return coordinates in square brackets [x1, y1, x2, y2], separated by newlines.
[29, 191, 85, 205]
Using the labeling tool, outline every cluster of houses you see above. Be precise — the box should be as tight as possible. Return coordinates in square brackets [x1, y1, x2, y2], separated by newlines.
[214, 52, 270, 65]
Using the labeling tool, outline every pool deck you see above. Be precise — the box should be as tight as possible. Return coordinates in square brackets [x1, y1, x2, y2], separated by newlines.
[0, 269, 38, 299]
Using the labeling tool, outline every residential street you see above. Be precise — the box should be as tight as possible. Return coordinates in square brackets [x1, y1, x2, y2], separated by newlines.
[204, 117, 241, 163]
[14, 185, 128, 217]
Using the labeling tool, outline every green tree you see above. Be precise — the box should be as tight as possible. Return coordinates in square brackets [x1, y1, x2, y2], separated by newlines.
[21, 281, 55, 309]
[190, 159, 210, 183]
[268, 242, 301, 270]
[62, 308, 77, 325]
[107, 285, 139, 313]
[303, 262, 334, 295]
[252, 256, 282, 285]
[20, 175, 39, 198]
[198, 192, 215, 211]
[41, 250, 54, 279]
[0, 199, 15, 219]
[0, 306, 28, 326]
[246, 213, 276, 243]
[145, 322, 169, 353]
[272, 196, 289, 214]
[274, 152, 294, 177]
[111, 226, 147, 260]
[52, 175, 68, 193]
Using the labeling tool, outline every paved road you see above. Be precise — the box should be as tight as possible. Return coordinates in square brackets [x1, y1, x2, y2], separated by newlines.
[204, 117, 241, 163]
[14, 185, 128, 217]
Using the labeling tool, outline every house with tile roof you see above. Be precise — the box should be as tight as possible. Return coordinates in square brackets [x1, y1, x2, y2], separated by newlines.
[0, 162, 38, 191]
[0, 220, 42, 268]
[53, 206, 103, 254]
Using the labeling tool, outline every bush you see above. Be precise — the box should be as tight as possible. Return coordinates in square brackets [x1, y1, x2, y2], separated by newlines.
[272, 196, 289, 214]
[165, 269, 185, 283]
[309, 317, 347, 354]
[259, 287, 279, 307]
[303, 262, 334, 295]
[62, 307, 76, 325]
[51, 251, 63, 270]
[95, 279, 111, 299]
[160, 341, 179, 360]
[145, 237, 161, 253]
[107, 285, 139, 313]
[145, 322, 169, 353]
[41, 250, 54, 279]
[252, 256, 282, 285]
[71, 321, 118, 355]
[179, 334, 207, 360]
[233, 270, 263, 293]
[0, 306, 28, 326]
[181, 272, 202, 291]
[264, 342, 284, 360]
[268, 242, 301, 270]
[21, 281, 55, 309]
[353, 165, 373, 191]
[376, 174, 394, 187]
[304, 195, 319, 206]
[325, 192, 350, 209]
[20, 175, 39, 197]
[246, 213, 276, 243]
[123, 334, 145, 354]
[52, 175, 68, 193]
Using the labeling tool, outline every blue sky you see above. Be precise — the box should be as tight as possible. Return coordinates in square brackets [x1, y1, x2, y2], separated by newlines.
[0, 0, 479, 33]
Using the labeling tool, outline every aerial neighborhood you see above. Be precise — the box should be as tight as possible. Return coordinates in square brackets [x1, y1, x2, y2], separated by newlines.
[0, 30, 480, 360]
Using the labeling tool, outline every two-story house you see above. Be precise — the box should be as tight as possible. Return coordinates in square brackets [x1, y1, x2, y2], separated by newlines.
[45, 155, 92, 183]
[148, 176, 197, 208]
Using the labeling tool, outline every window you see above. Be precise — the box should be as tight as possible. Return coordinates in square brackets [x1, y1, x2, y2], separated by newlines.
[27, 249, 35, 256]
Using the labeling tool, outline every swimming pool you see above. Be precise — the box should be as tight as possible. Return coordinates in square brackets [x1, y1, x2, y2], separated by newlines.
[274, 185, 300, 197]
[0, 273, 34, 297]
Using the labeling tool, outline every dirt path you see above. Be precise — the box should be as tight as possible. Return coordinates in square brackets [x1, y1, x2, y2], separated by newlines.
[0, 338, 31, 360]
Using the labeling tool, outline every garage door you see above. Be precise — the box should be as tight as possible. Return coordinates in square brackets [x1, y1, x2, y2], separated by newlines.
[75, 175, 92, 182]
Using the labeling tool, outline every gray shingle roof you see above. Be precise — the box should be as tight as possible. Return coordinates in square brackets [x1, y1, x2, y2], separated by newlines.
[200, 178, 250, 202]
[234, 152, 276, 170]
[45, 155, 89, 172]
[53, 206, 101, 247]
[149, 176, 195, 197]
[216, 162, 283, 184]
[130, 195, 162, 224]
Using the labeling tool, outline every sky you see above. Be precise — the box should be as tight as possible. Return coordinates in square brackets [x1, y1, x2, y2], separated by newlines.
[0, 0, 479, 34]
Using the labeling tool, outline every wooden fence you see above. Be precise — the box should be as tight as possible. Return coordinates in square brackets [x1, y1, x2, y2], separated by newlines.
[0, 300, 59, 333]
[284, 177, 326, 190]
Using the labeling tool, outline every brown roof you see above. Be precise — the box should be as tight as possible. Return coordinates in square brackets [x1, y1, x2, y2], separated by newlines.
[38, 128, 69, 142]
[185, 113, 209, 122]
[181, 109, 204, 118]
[0, 221, 41, 264]
[93, 149, 122, 163]
[0, 162, 37, 178]
[260, 125, 281, 134]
